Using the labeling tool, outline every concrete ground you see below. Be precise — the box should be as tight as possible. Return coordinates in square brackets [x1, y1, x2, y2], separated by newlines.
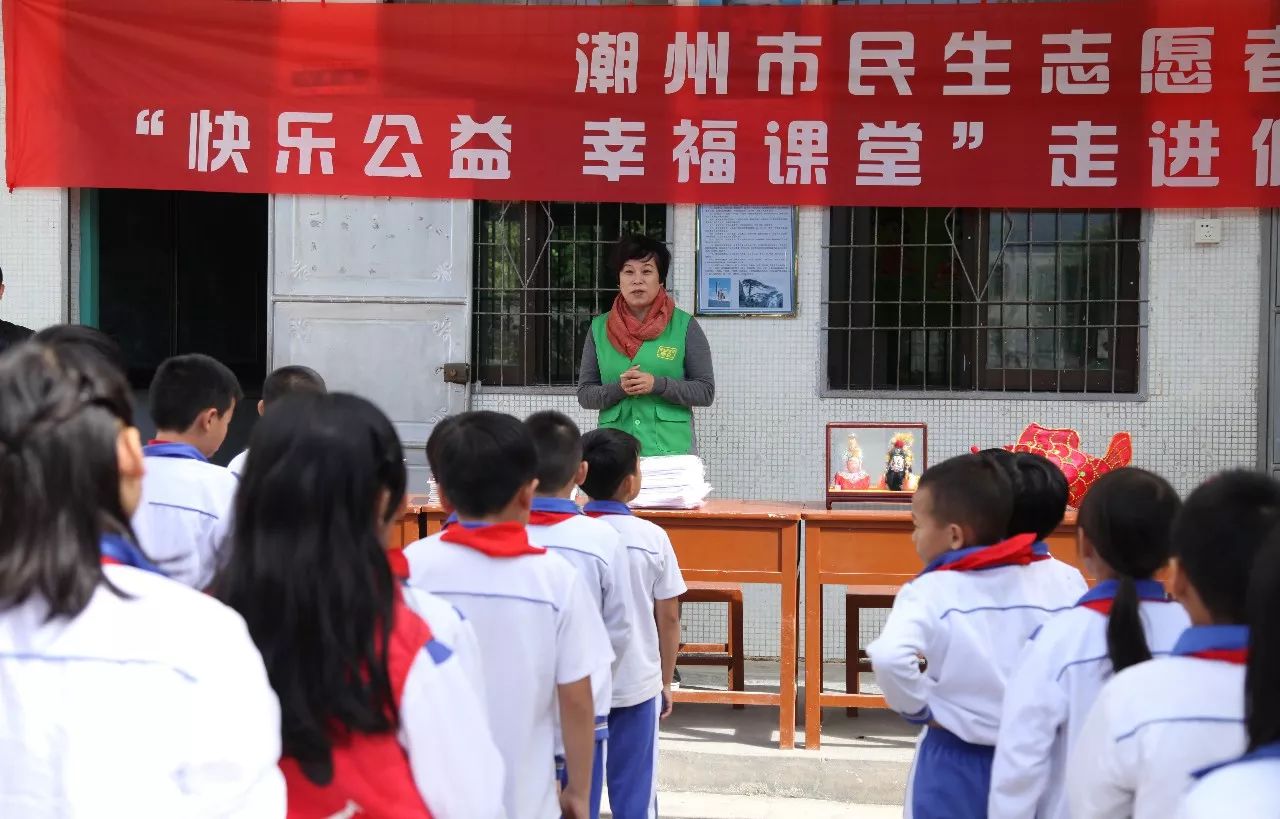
[613, 660, 916, 813]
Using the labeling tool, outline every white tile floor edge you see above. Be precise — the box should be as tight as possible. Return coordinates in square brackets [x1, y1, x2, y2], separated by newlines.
[603, 792, 902, 819]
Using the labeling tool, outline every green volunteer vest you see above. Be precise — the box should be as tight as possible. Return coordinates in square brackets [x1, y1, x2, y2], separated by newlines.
[591, 309, 693, 457]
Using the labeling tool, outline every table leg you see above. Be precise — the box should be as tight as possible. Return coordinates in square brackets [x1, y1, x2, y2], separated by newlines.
[779, 521, 799, 751]
[804, 523, 823, 750]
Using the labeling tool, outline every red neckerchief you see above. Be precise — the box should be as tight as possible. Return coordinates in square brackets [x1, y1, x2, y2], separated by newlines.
[928, 533, 1046, 573]
[387, 549, 410, 580]
[440, 521, 547, 558]
[528, 511, 578, 526]
[1190, 649, 1249, 664]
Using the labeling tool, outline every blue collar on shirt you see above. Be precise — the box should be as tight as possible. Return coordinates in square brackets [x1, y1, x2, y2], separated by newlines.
[100, 533, 164, 576]
[530, 497, 583, 515]
[1075, 578, 1168, 607]
[582, 500, 633, 517]
[1195, 739, 1280, 779]
[919, 540, 1050, 576]
[142, 442, 208, 463]
[1172, 624, 1251, 656]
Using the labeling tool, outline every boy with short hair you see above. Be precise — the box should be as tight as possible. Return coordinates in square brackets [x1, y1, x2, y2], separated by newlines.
[580, 428, 686, 819]
[867, 454, 1086, 819]
[404, 411, 613, 819]
[1067, 470, 1280, 819]
[524, 411, 633, 819]
[131, 353, 242, 590]
[227, 365, 326, 477]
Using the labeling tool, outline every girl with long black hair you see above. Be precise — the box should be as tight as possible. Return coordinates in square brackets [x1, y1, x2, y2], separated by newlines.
[1178, 527, 1280, 817]
[0, 342, 285, 816]
[216, 392, 502, 818]
[990, 467, 1188, 819]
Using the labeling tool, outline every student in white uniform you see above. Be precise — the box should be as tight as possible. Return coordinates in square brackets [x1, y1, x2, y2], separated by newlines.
[130, 353, 241, 589]
[226, 364, 326, 478]
[405, 411, 614, 819]
[0, 342, 285, 817]
[867, 454, 1086, 819]
[990, 467, 1189, 819]
[524, 411, 633, 819]
[215, 393, 502, 818]
[1179, 529, 1280, 818]
[581, 428, 686, 819]
[1067, 470, 1280, 819]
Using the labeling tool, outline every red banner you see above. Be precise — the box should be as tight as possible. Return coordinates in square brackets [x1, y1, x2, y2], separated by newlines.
[7, 0, 1280, 206]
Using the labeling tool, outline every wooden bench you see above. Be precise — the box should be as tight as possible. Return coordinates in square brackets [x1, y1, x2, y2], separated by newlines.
[678, 581, 745, 709]
[843, 585, 899, 717]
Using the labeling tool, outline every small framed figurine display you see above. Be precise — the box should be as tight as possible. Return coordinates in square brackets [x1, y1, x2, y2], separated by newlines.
[825, 422, 928, 508]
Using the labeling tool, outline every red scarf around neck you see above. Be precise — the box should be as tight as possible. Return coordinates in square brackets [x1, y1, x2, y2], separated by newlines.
[440, 521, 547, 558]
[606, 290, 675, 359]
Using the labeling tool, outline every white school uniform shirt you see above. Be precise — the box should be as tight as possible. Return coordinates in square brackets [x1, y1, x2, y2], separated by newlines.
[131, 442, 238, 589]
[1178, 742, 1280, 819]
[865, 538, 1088, 745]
[527, 497, 632, 721]
[584, 500, 688, 708]
[1067, 625, 1250, 819]
[394, 587, 505, 819]
[989, 579, 1191, 819]
[227, 449, 248, 477]
[404, 523, 614, 819]
[0, 536, 285, 818]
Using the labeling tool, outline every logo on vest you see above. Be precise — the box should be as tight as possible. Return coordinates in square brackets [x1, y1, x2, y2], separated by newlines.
[657, 345, 678, 361]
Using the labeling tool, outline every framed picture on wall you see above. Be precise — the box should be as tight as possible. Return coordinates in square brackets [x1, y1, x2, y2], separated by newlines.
[826, 422, 928, 508]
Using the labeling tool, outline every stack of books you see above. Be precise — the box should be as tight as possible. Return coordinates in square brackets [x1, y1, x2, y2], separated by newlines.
[634, 455, 712, 509]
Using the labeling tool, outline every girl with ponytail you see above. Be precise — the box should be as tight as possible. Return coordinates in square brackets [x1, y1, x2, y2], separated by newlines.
[989, 467, 1189, 819]
[1179, 525, 1280, 817]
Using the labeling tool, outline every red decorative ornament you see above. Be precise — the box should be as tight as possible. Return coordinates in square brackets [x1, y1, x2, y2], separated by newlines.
[972, 423, 1133, 508]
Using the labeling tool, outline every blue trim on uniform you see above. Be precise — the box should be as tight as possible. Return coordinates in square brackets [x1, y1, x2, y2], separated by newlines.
[424, 638, 452, 665]
[1115, 715, 1244, 743]
[99, 534, 164, 575]
[902, 704, 933, 725]
[910, 726, 995, 819]
[939, 604, 1073, 621]
[1076, 578, 1168, 607]
[0, 652, 198, 683]
[143, 501, 221, 519]
[142, 442, 208, 462]
[425, 589, 560, 613]
[1195, 739, 1280, 779]
[1054, 651, 1175, 682]
[1173, 625, 1250, 657]
[451, 605, 467, 621]
[548, 544, 609, 565]
[584, 500, 633, 517]
[531, 497, 584, 516]
[594, 714, 610, 741]
[607, 695, 660, 819]
[444, 512, 457, 527]
[920, 540, 1050, 576]
[625, 545, 661, 557]
[557, 742, 608, 819]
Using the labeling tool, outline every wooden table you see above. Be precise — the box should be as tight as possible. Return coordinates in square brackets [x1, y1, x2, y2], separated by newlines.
[420, 499, 804, 750]
[801, 509, 1082, 750]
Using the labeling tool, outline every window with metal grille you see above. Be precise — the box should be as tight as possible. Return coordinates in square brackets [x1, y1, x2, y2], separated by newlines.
[825, 208, 1144, 395]
[473, 202, 668, 388]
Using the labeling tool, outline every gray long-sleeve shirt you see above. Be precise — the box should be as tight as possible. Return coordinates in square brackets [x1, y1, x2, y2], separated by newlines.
[576, 317, 715, 410]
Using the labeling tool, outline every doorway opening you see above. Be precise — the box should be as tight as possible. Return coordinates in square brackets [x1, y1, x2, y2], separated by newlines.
[84, 189, 268, 465]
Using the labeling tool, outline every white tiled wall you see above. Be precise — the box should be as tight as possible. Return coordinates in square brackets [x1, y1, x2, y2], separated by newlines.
[0, 12, 68, 332]
[476, 205, 1265, 659]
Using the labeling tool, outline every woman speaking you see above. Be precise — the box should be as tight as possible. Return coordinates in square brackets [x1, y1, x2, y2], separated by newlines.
[577, 235, 715, 456]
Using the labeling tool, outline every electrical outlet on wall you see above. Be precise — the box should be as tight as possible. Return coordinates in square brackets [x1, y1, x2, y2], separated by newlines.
[1194, 218, 1221, 245]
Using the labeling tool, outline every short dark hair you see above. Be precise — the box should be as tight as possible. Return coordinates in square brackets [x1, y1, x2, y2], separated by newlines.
[977, 449, 1069, 540]
[917, 454, 1013, 546]
[580, 428, 641, 502]
[426, 411, 536, 518]
[262, 365, 326, 407]
[149, 354, 243, 432]
[611, 234, 670, 287]
[1247, 530, 1280, 751]
[1173, 470, 1280, 624]
[32, 324, 128, 377]
[525, 411, 583, 493]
